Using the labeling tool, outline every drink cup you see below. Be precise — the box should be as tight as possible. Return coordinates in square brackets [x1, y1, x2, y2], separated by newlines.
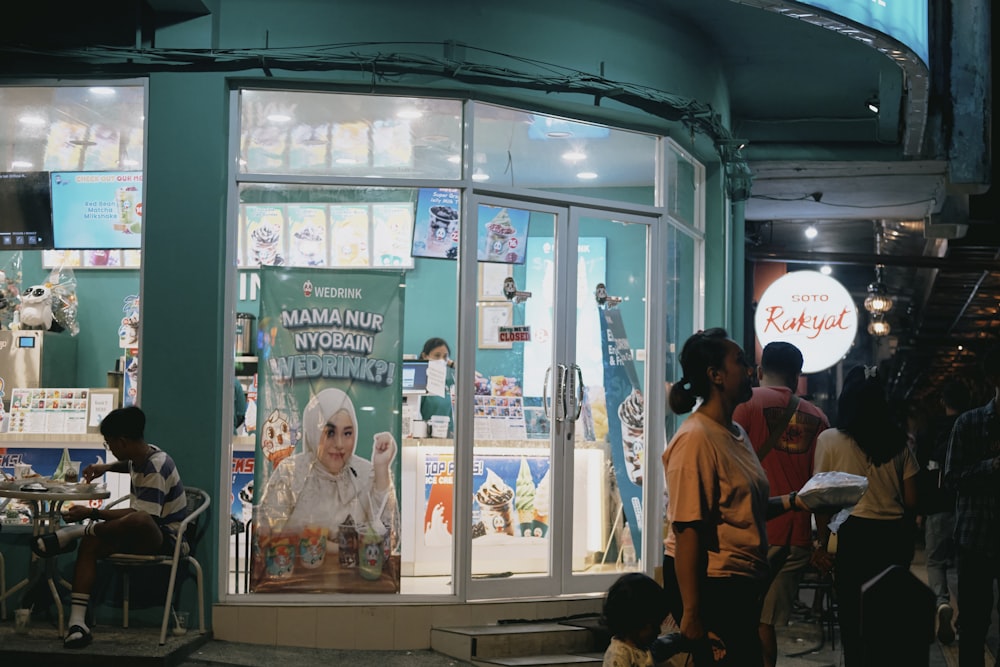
[15, 608, 30, 634]
[358, 524, 387, 581]
[410, 420, 428, 438]
[478, 496, 515, 536]
[14, 463, 31, 480]
[65, 461, 81, 483]
[263, 533, 295, 578]
[337, 523, 359, 568]
[172, 611, 189, 636]
[298, 525, 328, 569]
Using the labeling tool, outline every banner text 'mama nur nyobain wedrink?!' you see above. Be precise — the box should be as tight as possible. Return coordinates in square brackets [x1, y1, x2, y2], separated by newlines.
[251, 267, 404, 594]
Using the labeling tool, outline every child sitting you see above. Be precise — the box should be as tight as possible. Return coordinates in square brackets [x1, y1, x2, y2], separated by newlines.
[602, 573, 670, 667]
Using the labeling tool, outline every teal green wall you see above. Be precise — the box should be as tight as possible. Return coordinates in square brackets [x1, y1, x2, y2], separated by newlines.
[0, 251, 138, 388]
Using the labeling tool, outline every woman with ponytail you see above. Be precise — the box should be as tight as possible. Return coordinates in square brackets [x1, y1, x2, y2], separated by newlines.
[812, 365, 918, 666]
[662, 329, 802, 666]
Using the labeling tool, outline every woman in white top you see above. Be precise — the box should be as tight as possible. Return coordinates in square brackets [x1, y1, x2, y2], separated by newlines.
[663, 329, 804, 666]
[813, 365, 918, 667]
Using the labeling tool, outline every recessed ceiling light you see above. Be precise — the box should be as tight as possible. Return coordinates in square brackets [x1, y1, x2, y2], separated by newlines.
[562, 151, 587, 162]
[89, 87, 116, 96]
[18, 115, 46, 126]
[447, 155, 461, 164]
[820, 265, 832, 275]
[267, 114, 292, 123]
[576, 171, 598, 180]
[546, 131, 573, 138]
[958, 345, 964, 351]
[397, 109, 423, 119]
[472, 172, 490, 182]
[335, 158, 358, 165]
[804, 225, 818, 239]
[10, 160, 33, 169]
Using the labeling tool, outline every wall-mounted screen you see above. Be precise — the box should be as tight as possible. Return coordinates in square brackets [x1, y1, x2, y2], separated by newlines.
[0, 172, 54, 250]
[50, 171, 143, 249]
[798, 0, 928, 66]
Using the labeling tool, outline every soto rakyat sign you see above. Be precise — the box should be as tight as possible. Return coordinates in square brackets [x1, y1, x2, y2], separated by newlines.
[754, 270, 858, 374]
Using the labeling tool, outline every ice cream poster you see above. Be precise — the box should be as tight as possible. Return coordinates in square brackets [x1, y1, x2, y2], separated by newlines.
[423, 453, 551, 546]
[251, 267, 405, 594]
[477, 205, 530, 265]
[49, 172, 143, 249]
[411, 188, 460, 260]
[599, 306, 645, 552]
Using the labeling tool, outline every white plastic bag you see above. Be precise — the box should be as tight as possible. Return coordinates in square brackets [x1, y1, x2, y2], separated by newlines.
[797, 471, 868, 510]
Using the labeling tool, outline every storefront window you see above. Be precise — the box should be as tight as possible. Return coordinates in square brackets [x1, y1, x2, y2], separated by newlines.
[665, 140, 703, 231]
[238, 90, 463, 180]
[0, 82, 145, 526]
[472, 103, 658, 205]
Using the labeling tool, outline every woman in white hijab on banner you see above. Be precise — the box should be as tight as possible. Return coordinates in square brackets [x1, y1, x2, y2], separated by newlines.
[257, 386, 399, 561]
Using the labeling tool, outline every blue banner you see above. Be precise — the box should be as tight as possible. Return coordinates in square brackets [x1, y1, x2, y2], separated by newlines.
[599, 306, 645, 552]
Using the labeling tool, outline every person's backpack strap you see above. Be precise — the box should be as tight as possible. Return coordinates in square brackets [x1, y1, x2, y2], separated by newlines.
[757, 394, 800, 462]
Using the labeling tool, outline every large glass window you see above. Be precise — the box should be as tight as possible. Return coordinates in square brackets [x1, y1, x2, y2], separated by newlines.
[238, 90, 463, 180]
[472, 103, 658, 205]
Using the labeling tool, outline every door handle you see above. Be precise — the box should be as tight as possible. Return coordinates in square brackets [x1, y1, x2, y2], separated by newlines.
[555, 364, 568, 423]
[571, 364, 584, 421]
[542, 366, 552, 420]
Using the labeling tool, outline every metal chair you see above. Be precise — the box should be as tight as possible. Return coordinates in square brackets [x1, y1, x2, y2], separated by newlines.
[105, 487, 210, 645]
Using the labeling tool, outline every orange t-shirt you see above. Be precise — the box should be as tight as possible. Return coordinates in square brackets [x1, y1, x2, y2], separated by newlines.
[663, 411, 769, 579]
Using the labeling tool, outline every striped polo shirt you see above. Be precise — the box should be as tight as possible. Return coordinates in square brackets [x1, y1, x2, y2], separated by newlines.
[129, 444, 188, 537]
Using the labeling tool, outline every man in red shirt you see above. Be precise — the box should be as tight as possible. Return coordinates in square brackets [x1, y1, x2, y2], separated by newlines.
[733, 341, 829, 667]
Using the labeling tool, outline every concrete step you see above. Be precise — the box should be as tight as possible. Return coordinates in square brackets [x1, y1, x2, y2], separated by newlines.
[431, 623, 595, 661]
[472, 653, 603, 667]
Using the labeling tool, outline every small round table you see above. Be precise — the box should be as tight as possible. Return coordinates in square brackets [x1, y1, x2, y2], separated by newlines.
[0, 481, 111, 637]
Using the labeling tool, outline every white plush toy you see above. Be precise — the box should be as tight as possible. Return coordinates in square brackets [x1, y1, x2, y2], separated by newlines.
[15, 284, 58, 331]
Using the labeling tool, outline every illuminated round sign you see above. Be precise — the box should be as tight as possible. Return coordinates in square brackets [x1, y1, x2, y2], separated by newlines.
[754, 270, 858, 374]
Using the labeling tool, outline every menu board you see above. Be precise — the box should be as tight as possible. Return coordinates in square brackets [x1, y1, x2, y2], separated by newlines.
[473, 395, 527, 440]
[7, 387, 90, 434]
[239, 203, 415, 269]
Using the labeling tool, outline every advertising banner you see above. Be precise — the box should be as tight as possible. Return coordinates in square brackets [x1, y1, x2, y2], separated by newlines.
[411, 188, 460, 260]
[599, 306, 645, 552]
[250, 267, 404, 594]
[422, 452, 551, 547]
[50, 172, 143, 249]
[477, 205, 530, 264]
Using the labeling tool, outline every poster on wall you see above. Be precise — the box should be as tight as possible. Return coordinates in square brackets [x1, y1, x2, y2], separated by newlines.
[250, 267, 405, 594]
[422, 452, 551, 547]
[599, 306, 644, 553]
[411, 188, 460, 260]
[477, 205, 529, 265]
[50, 172, 143, 249]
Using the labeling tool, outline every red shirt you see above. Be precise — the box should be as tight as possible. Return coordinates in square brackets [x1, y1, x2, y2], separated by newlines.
[733, 386, 829, 548]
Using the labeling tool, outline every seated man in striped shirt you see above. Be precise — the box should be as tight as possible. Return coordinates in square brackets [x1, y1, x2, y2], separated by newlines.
[33, 406, 189, 649]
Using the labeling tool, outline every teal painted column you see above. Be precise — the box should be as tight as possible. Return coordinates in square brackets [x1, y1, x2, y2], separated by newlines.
[143, 72, 229, 609]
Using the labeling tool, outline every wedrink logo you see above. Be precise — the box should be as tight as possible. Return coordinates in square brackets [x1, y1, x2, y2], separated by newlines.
[754, 270, 858, 374]
[302, 280, 362, 300]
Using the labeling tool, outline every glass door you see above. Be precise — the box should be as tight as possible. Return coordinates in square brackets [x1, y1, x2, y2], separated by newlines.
[466, 195, 655, 600]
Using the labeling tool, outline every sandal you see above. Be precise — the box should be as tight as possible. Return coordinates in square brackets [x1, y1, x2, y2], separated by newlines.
[64, 624, 93, 649]
[31, 533, 76, 558]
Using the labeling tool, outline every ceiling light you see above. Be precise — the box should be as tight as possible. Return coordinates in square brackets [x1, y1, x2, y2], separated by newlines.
[545, 131, 573, 138]
[472, 171, 490, 182]
[267, 114, 291, 123]
[867, 316, 890, 337]
[10, 160, 33, 169]
[866, 96, 880, 114]
[335, 158, 358, 165]
[396, 109, 423, 119]
[562, 151, 587, 162]
[820, 265, 832, 275]
[89, 87, 116, 96]
[804, 225, 818, 239]
[447, 155, 461, 164]
[958, 345, 964, 351]
[576, 171, 598, 180]
[122, 158, 140, 167]
[19, 115, 46, 126]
